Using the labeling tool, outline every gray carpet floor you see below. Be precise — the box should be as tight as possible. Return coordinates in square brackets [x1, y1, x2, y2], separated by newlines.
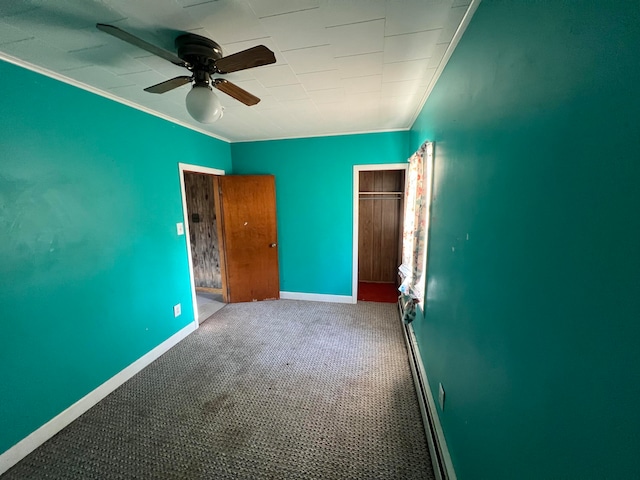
[3, 300, 433, 480]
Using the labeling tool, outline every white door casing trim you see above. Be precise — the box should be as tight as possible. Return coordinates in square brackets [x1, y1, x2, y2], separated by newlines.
[352, 163, 409, 301]
[178, 163, 225, 326]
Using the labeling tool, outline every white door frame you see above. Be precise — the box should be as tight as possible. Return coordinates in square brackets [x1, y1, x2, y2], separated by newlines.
[352, 163, 409, 302]
[178, 162, 225, 327]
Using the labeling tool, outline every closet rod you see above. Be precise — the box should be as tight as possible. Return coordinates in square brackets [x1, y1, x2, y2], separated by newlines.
[359, 197, 402, 201]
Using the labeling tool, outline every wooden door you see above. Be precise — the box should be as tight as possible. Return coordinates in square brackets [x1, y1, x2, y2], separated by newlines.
[216, 175, 280, 303]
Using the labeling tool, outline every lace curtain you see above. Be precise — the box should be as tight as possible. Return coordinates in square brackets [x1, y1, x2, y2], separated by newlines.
[399, 141, 433, 323]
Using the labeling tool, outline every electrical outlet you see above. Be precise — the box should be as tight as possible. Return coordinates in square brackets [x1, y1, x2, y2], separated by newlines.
[173, 304, 181, 317]
[438, 383, 445, 411]
[176, 222, 184, 235]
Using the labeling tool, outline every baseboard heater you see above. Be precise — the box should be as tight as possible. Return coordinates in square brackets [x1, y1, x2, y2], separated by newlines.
[398, 300, 455, 480]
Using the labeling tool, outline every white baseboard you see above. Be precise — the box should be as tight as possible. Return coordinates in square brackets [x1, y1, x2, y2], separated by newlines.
[0, 322, 198, 475]
[280, 291, 355, 304]
[402, 320, 457, 480]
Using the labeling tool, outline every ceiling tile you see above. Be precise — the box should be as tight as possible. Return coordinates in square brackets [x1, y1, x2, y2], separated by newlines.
[320, 0, 385, 27]
[316, 94, 381, 130]
[263, 107, 298, 123]
[155, 101, 190, 119]
[50, 28, 108, 54]
[384, 0, 452, 36]
[383, 29, 441, 63]
[329, 19, 385, 57]
[135, 54, 188, 78]
[427, 42, 449, 69]
[184, 1, 269, 45]
[1, 38, 85, 71]
[68, 42, 152, 76]
[437, 5, 468, 44]
[154, 105, 192, 123]
[252, 95, 281, 111]
[382, 59, 434, 83]
[280, 98, 319, 117]
[238, 121, 285, 141]
[342, 74, 382, 95]
[380, 93, 422, 110]
[282, 45, 336, 75]
[106, 0, 196, 32]
[248, 0, 320, 18]
[224, 79, 272, 103]
[101, 21, 178, 53]
[422, 67, 437, 86]
[268, 84, 308, 101]
[117, 69, 168, 88]
[252, 64, 299, 88]
[314, 102, 346, 118]
[66, 65, 137, 90]
[259, 8, 328, 51]
[272, 121, 316, 138]
[155, 85, 191, 106]
[232, 110, 272, 132]
[298, 70, 340, 91]
[381, 79, 424, 97]
[335, 52, 384, 78]
[5, 1, 124, 31]
[0, 21, 33, 45]
[107, 83, 151, 100]
[308, 87, 346, 104]
[347, 91, 383, 108]
[0, 2, 40, 17]
[175, 0, 213, 7]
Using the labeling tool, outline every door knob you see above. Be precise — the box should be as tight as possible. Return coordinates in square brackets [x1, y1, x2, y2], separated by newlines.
[269, 243, 277, 248]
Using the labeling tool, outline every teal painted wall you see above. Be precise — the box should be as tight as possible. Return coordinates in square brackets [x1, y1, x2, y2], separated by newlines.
[231, 132, 409, 296]
[410, 1, 640, 478]
[0, 60, 231, 453]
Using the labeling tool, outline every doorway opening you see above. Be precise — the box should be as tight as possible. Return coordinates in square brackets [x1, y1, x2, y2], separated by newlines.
[179, 164, 227, 324]
[352, 164, 408, 303]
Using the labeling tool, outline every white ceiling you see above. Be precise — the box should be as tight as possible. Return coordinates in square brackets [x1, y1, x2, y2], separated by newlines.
[0, 0, 476, 142]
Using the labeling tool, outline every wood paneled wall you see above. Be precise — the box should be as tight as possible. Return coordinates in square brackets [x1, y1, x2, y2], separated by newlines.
[184, 172, 222, 289]
[358, 170, 404, 283]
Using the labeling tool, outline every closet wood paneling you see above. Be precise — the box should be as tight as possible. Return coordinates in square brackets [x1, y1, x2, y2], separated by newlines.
[184, 172, 222, 289]
[358, 170, 404, 283]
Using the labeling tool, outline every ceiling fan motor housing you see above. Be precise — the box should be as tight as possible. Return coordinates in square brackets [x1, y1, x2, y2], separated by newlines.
[175, 33, 223, 72]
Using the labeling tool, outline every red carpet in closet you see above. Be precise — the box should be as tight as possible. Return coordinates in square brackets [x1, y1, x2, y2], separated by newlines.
[357, 282, 399, 303]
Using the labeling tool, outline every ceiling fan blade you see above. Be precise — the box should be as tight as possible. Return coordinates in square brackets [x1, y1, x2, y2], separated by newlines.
[214, 45, 276, 74]
[96, 23, 189, 68]
[144, 76, 192, 94]
[213, 79, 260, 106]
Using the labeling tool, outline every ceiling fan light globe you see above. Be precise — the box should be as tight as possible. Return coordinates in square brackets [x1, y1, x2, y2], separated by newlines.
[186, 85, 223, 123]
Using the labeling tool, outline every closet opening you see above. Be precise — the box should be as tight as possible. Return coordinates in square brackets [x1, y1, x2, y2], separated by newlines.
[352, 164, 408, 303]
[179, 164, 227, 324]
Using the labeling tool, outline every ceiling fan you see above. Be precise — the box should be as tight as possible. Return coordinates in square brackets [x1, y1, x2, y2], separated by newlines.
[96, 24, 276, 123]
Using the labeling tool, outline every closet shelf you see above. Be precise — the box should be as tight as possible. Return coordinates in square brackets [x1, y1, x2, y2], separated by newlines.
[358, 191, 403, 195]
